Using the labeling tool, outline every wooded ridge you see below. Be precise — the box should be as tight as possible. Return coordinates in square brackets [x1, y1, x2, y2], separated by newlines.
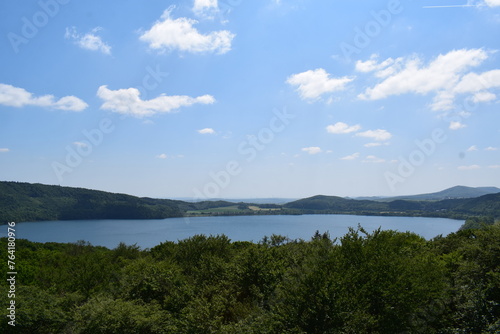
[1, 181, 499, 223]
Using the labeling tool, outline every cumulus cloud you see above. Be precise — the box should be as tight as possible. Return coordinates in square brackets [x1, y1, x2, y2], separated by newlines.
[287, 68, 354, 101]
[326, 122, 361, 134]
[449, 121, 467, 130]
[356, 129, 392, 141]
[471, 91, 497, 103]
[424, 1, 499, 8]
[194, 0, 218, 10]
[156, 153, 168, 159]
[97, 85, 215, 117]
[364, 142, 387, 148]
[65, 27, 111, 55]
[363, 155, 386, 163]
[358, 49, 500, 111]
[485, 0, 500, 7]
[73, 142, 89, 148]
[455, 70, 500, 104]
[340, 152, 360, 160]
[140, 7, 234, 54]
[355, 54, 402, 78]
[198, 128, 215, 134]
[302, 147, 322, 155]
[193, 0, 219, 18]
[485, 146, 498, 151]
[458, 165, 481, 170]
[466, 145, 478, 152]
[0, 83, 88, 111]
[0, 148, 9, 153]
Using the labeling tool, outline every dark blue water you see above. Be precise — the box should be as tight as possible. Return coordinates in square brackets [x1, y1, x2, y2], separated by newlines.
[1, 215, 464, 249]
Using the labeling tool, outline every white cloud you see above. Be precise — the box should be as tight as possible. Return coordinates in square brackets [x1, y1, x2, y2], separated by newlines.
[193, 0, 219, 18]
[471, 91, 497, 103]
[0, 83, 88, 111]
[97, 85, 215, 117]
[286, 68, 354, 101]
[363, 155, 386, 163]
[340, 152, 360, 160]
[485, 146, 498, 151]
[194, 0, 218, 11]
[302, 147, 322, 155]
[356, 129, 392, 141]
[65, 27, 111, 55]
[455, 111, 472, 119]
[355, 55, 384, 73]
[466, 145, 478, 152]
[488, 165, 500, 169]
[425, 1, 500, 7]
[0, 148, 9, 153]
[454, 70, 500, 103]
[198, 128, 215, 134]
[326, 122, 361, 134]
[485, 0, 500, 7]
[73, 142, 89, 148]
[140, 7, 234, 54]
[156, 153, 168, 159]
[449, 121, 466, 130]
[358, 49, 500, 111]
[458, 165, 481, 170]
[365, 142, 390, 148]
[355, 54, 402, 78]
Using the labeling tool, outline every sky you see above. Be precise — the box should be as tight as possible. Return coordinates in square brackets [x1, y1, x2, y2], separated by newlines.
[0, 0, 499, 199]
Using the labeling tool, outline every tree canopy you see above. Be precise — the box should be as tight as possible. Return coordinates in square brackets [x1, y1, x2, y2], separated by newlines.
[1, 222, 499, 333]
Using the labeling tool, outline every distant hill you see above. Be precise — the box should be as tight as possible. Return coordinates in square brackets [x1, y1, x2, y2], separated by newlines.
[376, 186, 500, 202]
[1, 181, 499, 223]
[453, 192, 500, 216]
[0, 181, 253, 223]
[284, 195, 387, 212]
[0, 181, 187, 223]
[285, 192, 500, 219]
[174, 197, 297, 204]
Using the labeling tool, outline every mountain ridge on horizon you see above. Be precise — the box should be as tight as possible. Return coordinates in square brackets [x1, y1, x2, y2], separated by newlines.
[350, 185, 500, 202]
[1, 181, 499, 203]
[177, 185, 500, 203]
[1, 181, 499, 223]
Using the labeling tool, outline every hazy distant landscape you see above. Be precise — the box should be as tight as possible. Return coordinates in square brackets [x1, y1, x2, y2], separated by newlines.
[1, 181, 499, 224]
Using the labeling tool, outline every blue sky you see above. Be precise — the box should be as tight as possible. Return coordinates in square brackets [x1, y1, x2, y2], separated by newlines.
[1, 0, 499, 199]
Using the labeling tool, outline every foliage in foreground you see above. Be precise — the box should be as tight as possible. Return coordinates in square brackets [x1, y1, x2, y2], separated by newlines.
[1, 223, 499, 333]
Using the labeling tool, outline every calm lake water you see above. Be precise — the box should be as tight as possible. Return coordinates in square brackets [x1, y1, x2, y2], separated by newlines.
[1, 215, 464, 249]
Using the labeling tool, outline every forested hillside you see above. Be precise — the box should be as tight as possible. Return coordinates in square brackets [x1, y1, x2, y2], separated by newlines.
[377, 185, 500, 201]
[0, 181, 185, 222]
[0, 181, 261, 223]
[1, 224, 499, 333]
[1, 181, 499, 223]
[285, 193, 500, 219]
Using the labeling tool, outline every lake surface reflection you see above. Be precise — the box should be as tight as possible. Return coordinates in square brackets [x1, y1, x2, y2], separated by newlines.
[2, 214, 464, 249]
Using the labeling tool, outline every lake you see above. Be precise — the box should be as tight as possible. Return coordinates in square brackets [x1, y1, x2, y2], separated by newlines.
[1, 214, 464, 249]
